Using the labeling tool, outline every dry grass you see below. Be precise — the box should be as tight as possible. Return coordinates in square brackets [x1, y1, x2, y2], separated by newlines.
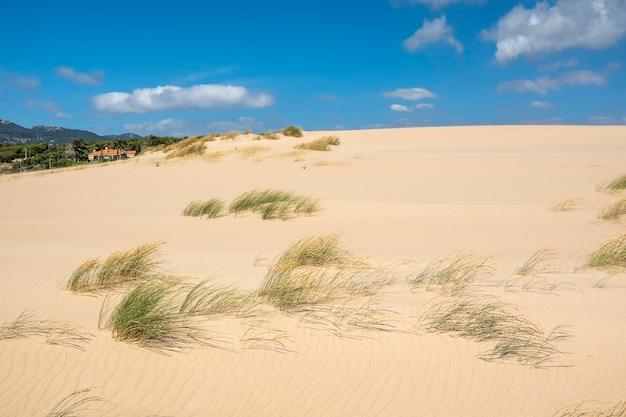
[515, 246, 559, 276]
[550, 197, 585, 212]
[164, 136, 208, 159]
[294, 135, 340, 151]
[179, 279, 253, 316]
[182, 199, 226, 218]
[420, 294, 568, 367]
[240, 319, 295, 353]
[0, 313, 93, 350]
[65, 242, 163, 292]
[45, 388, 108, 417]
[551, 400, 626, 417]
[281, 125, 303, 137]
[599, 198, 626, 221]
[408, 253, 495, 295]
[584, 233, 626, 270]
[228, 189, 320, 220]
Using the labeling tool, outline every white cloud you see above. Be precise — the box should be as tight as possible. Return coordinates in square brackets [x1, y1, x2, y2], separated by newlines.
[483, 0, 626, 64]
[57, 66, 104, 85]
[383, 87, 437, 100]
[23, 98, 71, 119]
[391, 104, 411, 112]
[403, 15, 463, 53]
[92, 84, 275, 114]
[0, 71, 41, 91]
[415, 103, 435, 109]
[589, 115, 616, 124]
[528, 101, 554, 108]
[392, 0, 487, 9]
[123, 118, 186, 135]
[498, 69, 607, 94]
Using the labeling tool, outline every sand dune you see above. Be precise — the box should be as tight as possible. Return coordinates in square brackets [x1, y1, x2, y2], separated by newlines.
[1, 126, 625, 416]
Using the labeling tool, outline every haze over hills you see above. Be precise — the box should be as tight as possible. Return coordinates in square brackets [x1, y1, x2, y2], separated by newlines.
[0, 120, 142, 145]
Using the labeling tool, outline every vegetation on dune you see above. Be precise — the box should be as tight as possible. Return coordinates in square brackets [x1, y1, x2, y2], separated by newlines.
[584, 233, 626, 270]
[281, 125, 303, 137]
[599, 198, 626, 221]
[551, 400, 626, 417]
[294, 135, 340, 151]
[228, 189, 320, 220]
[65, 242, 163, 292]
[0, 313, 93, 350]
[45, 388, 108, 417]
[549, 197, 584, 212]
[515, 246, 559, 277]
[179, 279, 252, 316]
[182, 199, 226, 218]
[605, 174, 626, 192]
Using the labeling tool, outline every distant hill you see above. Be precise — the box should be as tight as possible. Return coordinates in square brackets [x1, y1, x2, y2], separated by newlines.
[0, 120, 142, 145]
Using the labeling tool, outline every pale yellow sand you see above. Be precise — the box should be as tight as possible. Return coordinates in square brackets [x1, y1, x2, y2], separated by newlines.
[1, 126, 625, 416]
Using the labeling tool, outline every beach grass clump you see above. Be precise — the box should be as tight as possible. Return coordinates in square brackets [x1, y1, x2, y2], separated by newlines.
[179, 279, 252, 316]
[164, 136, 209, 159]
[604, 174, 626, 192]
[599, 198, 626, 221]
[421, 295, 566, 367]
[182, 199, 226, 218]
[551, 401, 626, 417]
[66, 242, 162, 292]
[294, 135, 340, 151]
[281, 125, 303, 137]
[515, 246, 559, 277]
[257, 234, 393, 310]
[255, 131, 280, 140]
[228, 189, 320, 220]
[584, 233, 626, 270]
[99, 278, 193, 350]
[46, 388, 108, 417]
[0, 313, 93, 350]
[220, 131, 239, 140]
[408, 253, 495, 295]
[549, 197, 584, 212]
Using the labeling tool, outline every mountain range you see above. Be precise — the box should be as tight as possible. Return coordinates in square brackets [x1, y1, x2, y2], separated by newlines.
[0, 120, 142, 145]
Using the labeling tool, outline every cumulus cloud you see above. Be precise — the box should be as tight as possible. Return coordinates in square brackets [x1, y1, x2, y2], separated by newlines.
[123, 118, 186, 135]
[92, 84, 275, 113]
[56, 66, 104, 85]
[391, 104, 411, 112]
[383, 87, 437, 100]
[528, 101, 554, 108]
[483, 0, 626, 64]
[415, 103, 435, 109]
[0, 71, 41, 91]
[403, 15, 463, 53]
[498, 69, 607, 94]
[392, 0, 487, 9]
[23, 98, 71, 119]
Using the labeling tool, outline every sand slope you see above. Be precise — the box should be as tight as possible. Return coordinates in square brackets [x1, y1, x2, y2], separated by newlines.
[1, 126, 625, 416]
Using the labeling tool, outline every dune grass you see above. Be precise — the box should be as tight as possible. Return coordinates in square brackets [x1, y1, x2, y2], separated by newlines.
[255, 131, 280, 140]
[294, 135, 340, 151]
[219, 131, 239, 140]
[179, 279, 252, 316]
[549, 197, 584, 212]
[257, 234, 394, 310]
[515, 246, 559, 276]
[228, 189, 320, 220]
[421, 294, 567, 367]
[164, 136, 209, 159]
[584, 233, 626, 270]
[0, 313, 93, 350]
[551, 400, 626, 417]
[281, 125, 303, 137]
[66, 242, 163, 292]
[599, 198, 626, 221]
[605, 174, 626, 192]
[408, 253, 495, 295]
[46, 388, 107, 417]
[182, 199, 226, 218]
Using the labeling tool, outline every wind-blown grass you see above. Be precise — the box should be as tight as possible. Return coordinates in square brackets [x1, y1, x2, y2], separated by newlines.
[281, 125, 303, 137]
[294, 135, 340, 151]
[421, 294, 567, 367]
[182, 199, 225, 218]
[515, 246, 559, 276]
[551, 400, 626, 417]
[584, 233, 626, 270]
[549, 197, 584, 212]
[164, 136, 209, 159]
[179, 279, 252, 316]
[66, 242, 163, 292]
[604, 174, 626, 192]
[408, 253, 495, 295]
[0, 313, 93, 350]
[46, 388, 107, 417]
[228, 189, 320, 220]
[599, 198, 626, 221]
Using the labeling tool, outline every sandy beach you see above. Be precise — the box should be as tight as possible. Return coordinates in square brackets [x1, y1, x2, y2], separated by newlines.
[1, 125, 625, 417]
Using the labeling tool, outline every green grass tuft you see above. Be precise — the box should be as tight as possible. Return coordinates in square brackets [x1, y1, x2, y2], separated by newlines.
[66, 242, 163, 292]
[549, 197, 584, 212]
[408, 253, 495, 295]
[182, 199, 226, 218]
[598, 198, 626, 221]
[294, 135, 340, 151]
[179, 279, 252, 316]
[228, 189, 320, 220]
[606, 174, 626, 191]
[515, 246, 559, 276]
[275, 233, 353, 269]
[281, 125, 303, 137]
[584, 233, 626, 270]
[163, 136, 209, 159]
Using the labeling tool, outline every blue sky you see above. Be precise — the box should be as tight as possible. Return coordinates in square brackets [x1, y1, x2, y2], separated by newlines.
[1, 0, 625, 137]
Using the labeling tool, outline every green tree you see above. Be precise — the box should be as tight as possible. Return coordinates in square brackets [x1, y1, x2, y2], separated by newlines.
[70, 138, 88, 162]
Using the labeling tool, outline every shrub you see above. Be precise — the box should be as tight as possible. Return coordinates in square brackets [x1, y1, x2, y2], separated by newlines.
[228, 189, 320, 220]
[182, 199, 225, 218]
[281, 125, 303, 137]
[294, 136, 340, 151]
